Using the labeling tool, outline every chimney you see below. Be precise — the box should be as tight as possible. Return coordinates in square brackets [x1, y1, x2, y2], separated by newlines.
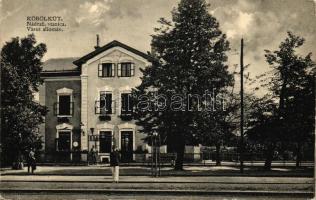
[94, 34, 100, 49]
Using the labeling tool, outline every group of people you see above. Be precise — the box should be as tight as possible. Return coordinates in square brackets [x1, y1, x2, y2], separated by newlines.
[24, 146, 121, 183]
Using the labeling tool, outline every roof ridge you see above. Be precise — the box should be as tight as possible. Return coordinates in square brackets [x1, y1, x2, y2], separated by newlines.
[44, 57, 80, 61]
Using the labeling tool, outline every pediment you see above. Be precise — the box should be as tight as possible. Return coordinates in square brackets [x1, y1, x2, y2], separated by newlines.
[56, 123, 73, 130]
[89, 47, 150, 66]
[96, 123, 115, 130]
[73, 40, 153, 67]
[56, 87, 73, 94]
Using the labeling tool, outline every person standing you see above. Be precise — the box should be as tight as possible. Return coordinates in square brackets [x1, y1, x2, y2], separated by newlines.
[89, 146, 97, 165]
[110, 146, 120, 183]
[27, 148, 36, 174]
[92, 146, 97, 165]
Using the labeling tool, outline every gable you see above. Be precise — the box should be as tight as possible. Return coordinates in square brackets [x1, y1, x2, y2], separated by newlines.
[86, 47, 150, 66]
[73, 40, 153, 67]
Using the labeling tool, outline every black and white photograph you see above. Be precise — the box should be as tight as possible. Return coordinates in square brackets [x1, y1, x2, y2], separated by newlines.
[0, 0, 315, 199]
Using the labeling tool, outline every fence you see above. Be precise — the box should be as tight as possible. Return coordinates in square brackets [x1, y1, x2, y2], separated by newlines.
[33, 151, 314, 166]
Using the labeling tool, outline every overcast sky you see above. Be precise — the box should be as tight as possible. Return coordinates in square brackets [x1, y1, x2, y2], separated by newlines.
[1, 0, 315, 80]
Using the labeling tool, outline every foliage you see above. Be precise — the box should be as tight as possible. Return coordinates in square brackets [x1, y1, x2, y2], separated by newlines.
[247, 32, 315, 169]
[132, 0, 233, 169]
[1, 34, 47, 166]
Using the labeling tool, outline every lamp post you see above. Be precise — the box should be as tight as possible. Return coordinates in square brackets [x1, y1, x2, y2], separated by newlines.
[153, 131, 157, 177]
[151, 132, 153, 176]
[152, 131, 160, 177]
[90, 128, 95, 149]
[240, 38, 244, 173]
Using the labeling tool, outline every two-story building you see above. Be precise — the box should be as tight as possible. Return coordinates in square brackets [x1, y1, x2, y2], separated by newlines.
[39, 40, 154, 162]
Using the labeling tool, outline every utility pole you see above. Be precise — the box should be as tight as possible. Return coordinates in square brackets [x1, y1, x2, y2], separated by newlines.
[240, 38, 244, 173]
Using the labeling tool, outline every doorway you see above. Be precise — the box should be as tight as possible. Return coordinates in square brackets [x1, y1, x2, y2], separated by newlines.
[120, 131, 133, 162]
[99, 131, 112, 153]
[57, 131, 71, 161]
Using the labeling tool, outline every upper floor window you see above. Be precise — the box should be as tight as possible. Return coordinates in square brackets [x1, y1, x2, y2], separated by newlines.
[98, 63, 115, 77]
[121, 93, 133, 115]
[99, 92, 113, 115]
[55, 88, 73, 117]
[59, 95, 72, 115]
[118, 63, 135, 77]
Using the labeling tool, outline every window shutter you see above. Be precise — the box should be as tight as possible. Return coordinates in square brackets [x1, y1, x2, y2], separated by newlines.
[70, 102, 74, 116]
[129, 94, 133, 112]
[117, 63, 121, 77]
[55, 138, 59, 151]
[111, 63, 115, 77]
[57, 102, 60, 115]
[54, 102, 58, 115]
[131, 63, 135, 76]
[131, 98, 134, 115]
[112, 100, 116, 114]
[95, 100, 100, 114]
[103, 93, 112, 114]
[98, 63, 103, 77]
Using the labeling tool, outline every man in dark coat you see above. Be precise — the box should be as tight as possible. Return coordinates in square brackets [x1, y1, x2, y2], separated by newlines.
[110, 146, 120, 183]
[27, 148, 36, 174]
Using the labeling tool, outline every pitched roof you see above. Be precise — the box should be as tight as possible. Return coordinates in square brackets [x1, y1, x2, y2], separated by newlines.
[42, 57, 80, 71]
[73, 40, 153, 67]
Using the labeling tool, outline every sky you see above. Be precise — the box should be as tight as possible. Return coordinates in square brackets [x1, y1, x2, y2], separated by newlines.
[1, 0, 316, 84]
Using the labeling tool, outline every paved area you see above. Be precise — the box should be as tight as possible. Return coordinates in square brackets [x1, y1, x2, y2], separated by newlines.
[1, 165, 313, 177]
[0, 175, 313, 195]
[0, 193, 310, 200]
[0, 175, 313, 184]
[0, 165, 314, 199]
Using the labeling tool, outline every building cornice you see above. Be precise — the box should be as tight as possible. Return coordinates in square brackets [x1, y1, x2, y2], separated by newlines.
[41, 70, 81, 77]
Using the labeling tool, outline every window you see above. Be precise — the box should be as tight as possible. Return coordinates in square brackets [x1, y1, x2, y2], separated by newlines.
[118, 63, 135, 77]
[100, 92, 112, 114]
[98, 63, 115, 77]
[57, 95, 73, 116]
[99, 131, 112, 153]
[121, 93, 132, 115]
[55, 88, 73, 116]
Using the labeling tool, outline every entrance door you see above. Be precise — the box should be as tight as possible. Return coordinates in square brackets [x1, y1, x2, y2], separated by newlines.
[99, 131, 112, 153]
[58, 131, 71, 161]
[121, 131, 133, 162]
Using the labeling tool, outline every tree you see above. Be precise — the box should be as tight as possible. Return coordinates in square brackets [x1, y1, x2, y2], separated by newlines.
[246, 95, 280, 170]
[196, 89, 238, 166]
[133, 0, 232, 170]
[265, 32, 315, 168]
[248, 32, 315, 170]
[1, 34, 47, 168]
